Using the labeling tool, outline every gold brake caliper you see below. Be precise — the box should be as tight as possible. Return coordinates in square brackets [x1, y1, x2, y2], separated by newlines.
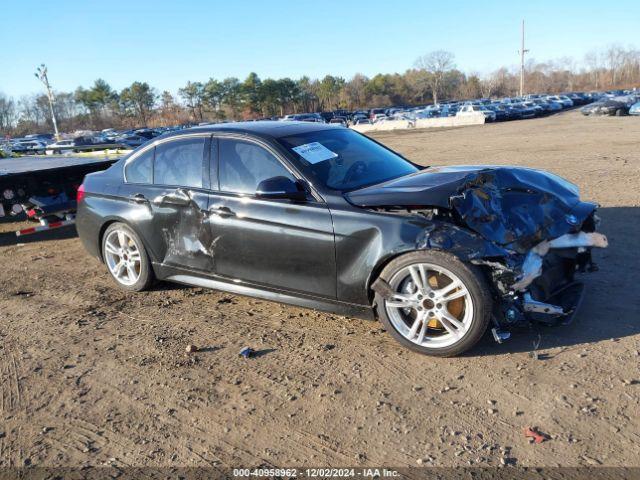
[426, 274, 464, 329]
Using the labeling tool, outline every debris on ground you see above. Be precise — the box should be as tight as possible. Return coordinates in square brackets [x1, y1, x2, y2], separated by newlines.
[529, 335, 542, 360]
[12, 290, 34, 297]
[239, 347, 254, 358]
[524, 427, 549, 444]
[185, 344, 198, 353]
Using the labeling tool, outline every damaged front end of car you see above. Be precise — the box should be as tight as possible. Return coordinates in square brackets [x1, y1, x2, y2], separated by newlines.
[349, 166, 608, 341]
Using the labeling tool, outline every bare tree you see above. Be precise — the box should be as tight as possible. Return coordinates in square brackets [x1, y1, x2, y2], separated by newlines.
[605, 44, 625, 85]
[479, 76, 498, 99]
[584, 50, 602, 89]
[414, 50, 455, 104]
[0, 93, 17, 133]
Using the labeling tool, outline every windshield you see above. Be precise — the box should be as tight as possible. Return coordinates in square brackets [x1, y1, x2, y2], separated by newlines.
[278, 128, 419, 191]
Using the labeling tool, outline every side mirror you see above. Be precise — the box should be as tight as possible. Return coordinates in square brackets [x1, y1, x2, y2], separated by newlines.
[154, 188, 191, 206]
[256, 176, 307, 201]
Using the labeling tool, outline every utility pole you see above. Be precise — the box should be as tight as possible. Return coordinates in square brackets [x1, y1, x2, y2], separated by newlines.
[34, 64, 60, 140]
[519, 19, 529, 97]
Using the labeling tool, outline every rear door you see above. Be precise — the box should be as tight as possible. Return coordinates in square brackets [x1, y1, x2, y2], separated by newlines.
[119, 134, 213, 272]
[206, 135, 337, 298]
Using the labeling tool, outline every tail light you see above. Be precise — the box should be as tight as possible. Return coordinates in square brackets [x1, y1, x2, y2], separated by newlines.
[77, 184, 86, 204]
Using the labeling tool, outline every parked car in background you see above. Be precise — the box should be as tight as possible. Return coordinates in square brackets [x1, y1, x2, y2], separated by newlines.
[329, 117, 348, 126]
[629, 102, 640, 116]
[45, 139, 76, 155]
[439, 105, 458, 117]
[547, 95, 573, 108]
[11, 140, 47, 155]
[351, 113, 369, 124]
[521, 101, 545, 116]
[485, 105, 509, 121]
[532, 99, 560, 113]
[369, 108, 386, 120]
[510, 103, 538, 119]
[457, 104, 496, 122]
[117, 135, 149, 148]
[283, 113, 324, 123]
[25, 133, 55, 144]
[581, 99, 630, 116]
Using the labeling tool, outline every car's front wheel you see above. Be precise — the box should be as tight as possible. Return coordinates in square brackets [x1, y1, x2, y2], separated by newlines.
[102, 222, 154, 291]
[374, 250, 491, 357]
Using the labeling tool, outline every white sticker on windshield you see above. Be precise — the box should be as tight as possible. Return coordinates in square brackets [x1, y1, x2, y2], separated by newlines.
[292, 142, 338, 164]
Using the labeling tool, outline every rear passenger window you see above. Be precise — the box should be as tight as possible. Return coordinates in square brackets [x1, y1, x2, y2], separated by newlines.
[125, 148, 153, 184]
[154, 137, 205, 188]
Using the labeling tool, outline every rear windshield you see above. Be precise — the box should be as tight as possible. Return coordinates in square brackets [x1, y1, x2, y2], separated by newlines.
[278, 128, 419, 191]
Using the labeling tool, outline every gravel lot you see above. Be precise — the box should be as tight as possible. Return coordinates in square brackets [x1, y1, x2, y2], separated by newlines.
[1, 110, 639, 469]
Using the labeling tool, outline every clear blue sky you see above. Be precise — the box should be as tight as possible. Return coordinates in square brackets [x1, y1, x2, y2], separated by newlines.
[2, 0, 639, 97]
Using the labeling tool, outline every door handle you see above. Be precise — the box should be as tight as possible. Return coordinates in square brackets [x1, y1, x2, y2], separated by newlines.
[209, 206, 235, 218]
[131, 193, 149, 204]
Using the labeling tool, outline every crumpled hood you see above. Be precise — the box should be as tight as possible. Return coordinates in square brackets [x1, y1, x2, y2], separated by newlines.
[346, 165, 597, 252]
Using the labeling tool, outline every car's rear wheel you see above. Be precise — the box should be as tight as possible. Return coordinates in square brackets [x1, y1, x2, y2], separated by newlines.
[374, 250, 491, 357]
[102, 222, 154, 291]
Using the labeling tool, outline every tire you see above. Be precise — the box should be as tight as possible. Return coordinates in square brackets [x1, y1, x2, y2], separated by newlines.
[101, 222, 154, 292]
[615, 109, 623, 116]
[374, 250, 492, 357]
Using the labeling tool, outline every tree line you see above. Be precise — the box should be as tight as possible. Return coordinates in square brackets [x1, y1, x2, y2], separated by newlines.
[1, 45, 639, 136]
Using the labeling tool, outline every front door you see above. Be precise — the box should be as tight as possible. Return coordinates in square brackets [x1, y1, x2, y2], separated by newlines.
[207, 136, 337, 299]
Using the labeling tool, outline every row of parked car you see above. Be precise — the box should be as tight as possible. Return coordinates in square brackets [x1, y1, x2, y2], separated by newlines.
[4, 89, 637, 156]
[2, 126, 189, 156]
[280, 92, 594, 127]
[282, 90, 639, 126]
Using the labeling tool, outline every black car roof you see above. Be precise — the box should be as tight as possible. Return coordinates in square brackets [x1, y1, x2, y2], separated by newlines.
[165, 121, 339, 140]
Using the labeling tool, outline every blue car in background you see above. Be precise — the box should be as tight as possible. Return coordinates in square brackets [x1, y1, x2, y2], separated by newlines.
[630, 102, 640, 115]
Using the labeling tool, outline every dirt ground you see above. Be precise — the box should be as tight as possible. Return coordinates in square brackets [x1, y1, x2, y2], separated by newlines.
[0, 110, 639, 470]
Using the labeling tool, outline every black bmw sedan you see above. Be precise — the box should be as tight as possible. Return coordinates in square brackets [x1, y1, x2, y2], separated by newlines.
[76, 122, 607, 356]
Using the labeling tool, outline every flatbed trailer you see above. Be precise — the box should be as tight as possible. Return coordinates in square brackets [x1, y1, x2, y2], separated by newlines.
[0, 155, 121, 235]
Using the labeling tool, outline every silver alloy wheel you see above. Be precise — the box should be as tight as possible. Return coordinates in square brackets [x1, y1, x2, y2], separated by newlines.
[104, 229, 142, 286]
[384, 263, 474, 349]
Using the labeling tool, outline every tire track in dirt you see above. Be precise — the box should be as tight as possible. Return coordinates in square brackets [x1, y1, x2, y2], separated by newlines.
[0, 342, 23, 416]
[45, 416, 144, 466]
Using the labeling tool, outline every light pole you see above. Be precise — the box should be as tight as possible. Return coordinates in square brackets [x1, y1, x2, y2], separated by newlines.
[519, 20, 529, 97]
[34, 64, 60, 140]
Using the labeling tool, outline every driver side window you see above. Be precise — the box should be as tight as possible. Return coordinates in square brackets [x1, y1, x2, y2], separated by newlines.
[218, 138, 295, 194]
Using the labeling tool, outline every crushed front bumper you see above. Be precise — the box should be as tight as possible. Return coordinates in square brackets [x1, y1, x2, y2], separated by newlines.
[493, 231, 607, 329]
[512, 232, 608, 291]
